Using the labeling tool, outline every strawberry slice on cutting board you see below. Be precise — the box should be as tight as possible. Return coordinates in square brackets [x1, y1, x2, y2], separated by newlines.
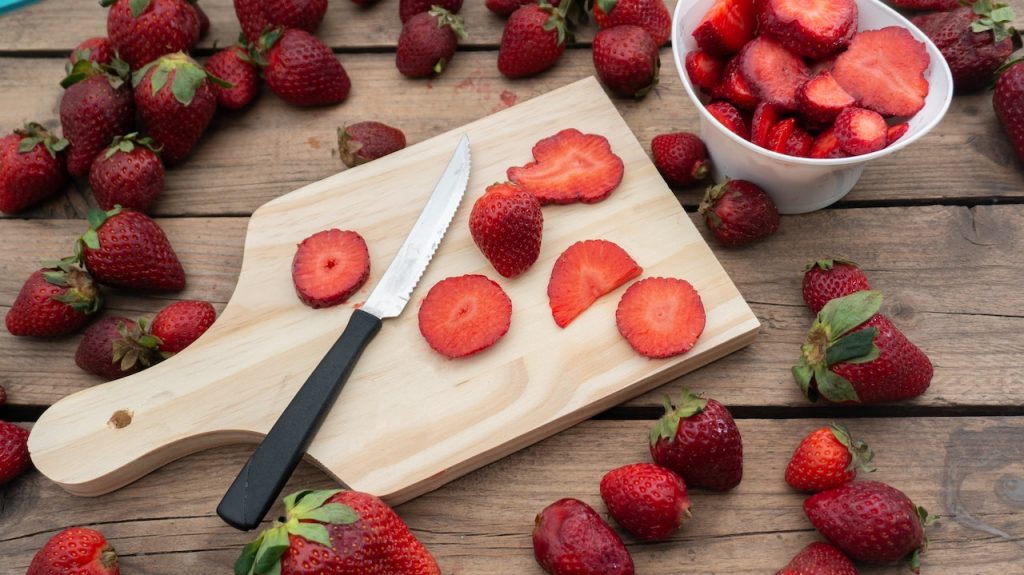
[507, 128, 625, 205]
[547, 239, 642, 328]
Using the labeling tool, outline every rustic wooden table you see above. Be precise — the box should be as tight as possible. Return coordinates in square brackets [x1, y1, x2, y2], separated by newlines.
[2, 1, 1023, 573]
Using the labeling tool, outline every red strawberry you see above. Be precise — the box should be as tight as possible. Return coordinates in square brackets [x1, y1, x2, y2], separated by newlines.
[651, 132, 710, 186]
[400, 0, 463, 22]
[234, 0, 328, 43]
[705, 101, 750, 139]
[497, 4, 568, 79]
[809, 126, 848, 158]
[592, 25, 660, 98]
[739, 36, 809, 110]
[418, 274, 512, 358]
[254, 28, 351, 107]
[684, 49, 724, 90]
[805, 481, 934, 571]
[338, 121, 407, 167]
[507, 128, 625, 204]
[785, 423, 874, 492]
[803, 258, 871, 314]
[133, 53, 220, 165]
[89, 133, 164, 212]
[766, 117, 797, 153]
[396, 7, 467, 78]
[593, 0, 672, 46]
[775, 542, 857, 575]
[152, 300, 217, 354]
[5, 265, 102, 337]
[691, 0, 756, 57]
[205, 46, 261, 110]
[912, 4, 1017, 92]
[793, 291, 933, 404]
[0, 421, 30, 486]
[291, 229, 370, 308]
[784, 125, 814, 157]
[548, 239, 642, 328]
[70, 37, 114, 65]
[798, 71, 855, 125]
[834, 106, 887, 156]
[487, 0, 530, 15]
[469, 182, 544, 278]
[533, 498, 634, 575]
[712, 55, 760, 110]
[698, 179, 780, 247]
[757, 0, 857, 59]
[75, 316, 158, 380]
[832, 27, 930, 118]
[649, 389, 743, 490]
[600, 463, 691, 541]
[887, 122, 910, 145]
[60, 59, 134, 178]
[751, 102, 784, 148]
[101, 0, 200, 69]
[0, 123, 68, 214]
[76, 207, 186, 292]
[616, 277, 706, 358]
[994, 59, 1024, 162]
[27, 527, 120, 575]
[235, 489, 440, 575]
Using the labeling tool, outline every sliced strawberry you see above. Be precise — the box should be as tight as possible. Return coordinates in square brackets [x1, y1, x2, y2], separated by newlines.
[886, 122, 909, 146]
[765, 117, 797, 153]
[798, 71, 855, 125]
[685, 49, 724, 91]
[832, 27, 930, 118]
[739, 36, 810, 110]
[751, 102, 784, 147]
[706, 101, 750, 139]
[757, 0, 857, 59]
[418, 274, 512, 358]
[712, 56, 760, 110]
[292, 229, 371, 308]
[785, 126, 814, 157]
[507, 129, 625, 205]
[809, 126, 849, 159]
[616, 277, 706, 358]
[548, 240, 642, 328]
[692, 0, 757, 57]
[834, 107, 887, 156]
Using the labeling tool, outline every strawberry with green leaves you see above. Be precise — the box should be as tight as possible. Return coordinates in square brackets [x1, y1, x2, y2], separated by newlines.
[60, 57, 133, 177]
[397, 7, 468, 78]
[234, 0, 328, 43]
[27, 527, 120, 575]
[75, 207, 186, 292]
[69, 37, 115, 66]
[75, 316, 160, 380]
[6, 262, 102, 337]
[400, 0, 463, 22]
[785, 423, 874, 492]
[802, 258, 871, 314]
[252, 28, 351, 107]
[101, 0, 201, 69]
[89, 133, 164, 212]
[593, 0, 671, 46]
[649, 389, 743, 490]
[205, 45, 261, 110]
[498, 3, 569, 78]
[151, 300, 216, 354]
[0, 123, 68, 214]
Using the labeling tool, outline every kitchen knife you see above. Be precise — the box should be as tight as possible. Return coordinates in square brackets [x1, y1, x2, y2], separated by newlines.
[217, 135, 472, 531]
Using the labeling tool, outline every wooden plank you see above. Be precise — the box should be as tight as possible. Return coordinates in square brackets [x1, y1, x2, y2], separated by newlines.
[0, 51, 1021, 221]
[2, 417, 1021, 573]
[2, 205, 1023, 410]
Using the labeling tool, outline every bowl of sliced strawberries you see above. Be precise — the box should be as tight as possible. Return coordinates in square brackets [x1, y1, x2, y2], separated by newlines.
[672, 0, 953, 213]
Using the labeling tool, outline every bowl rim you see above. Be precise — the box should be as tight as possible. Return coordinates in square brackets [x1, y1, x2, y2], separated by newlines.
[670, 0, 955, 167]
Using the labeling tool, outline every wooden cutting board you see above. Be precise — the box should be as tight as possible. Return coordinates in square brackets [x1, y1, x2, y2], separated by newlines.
[29, 77, 759, 503]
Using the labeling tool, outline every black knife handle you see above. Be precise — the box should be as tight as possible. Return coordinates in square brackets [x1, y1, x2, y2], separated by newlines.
[217, 309, 382, 531]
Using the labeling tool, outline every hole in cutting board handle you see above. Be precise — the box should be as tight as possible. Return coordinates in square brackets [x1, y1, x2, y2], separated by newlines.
[107, 409, 133, 429]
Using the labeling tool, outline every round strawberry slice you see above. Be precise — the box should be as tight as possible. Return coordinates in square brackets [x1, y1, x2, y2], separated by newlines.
[738, 36, 809, 110]
[834, 107, 888, 156]
[291, 229, 371, 309]
[418, 274, 512, 358]
[616, 277, 706, 358]
[548, 239, 642, 328]
[757, 0, 857, 59]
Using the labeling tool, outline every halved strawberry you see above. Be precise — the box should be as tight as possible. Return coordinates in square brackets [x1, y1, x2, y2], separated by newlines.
[798, 71, 855, 125]
[418, 274, 512, 358]
[739, 36, 809, 110]
[692, 0, 757, 57]
[835, 107, 887, 156]
[292, 229, 371, 308]
[751, 102, 784, 148]
[685, 49, 724, 91]
[809, 126, 848, 158]
[757, 0, 857, 59]
[832, 27, 930, 118]
[616, 277, 706, 358]
[507, 129, 625, 205]
[712, 56, 760, 110]
[886, 122, 909, 146]
[785, 126, 814, 157]
[766, 117, 797, 153]
[548, 239, 642, 328]
[706, 101, 750, 139]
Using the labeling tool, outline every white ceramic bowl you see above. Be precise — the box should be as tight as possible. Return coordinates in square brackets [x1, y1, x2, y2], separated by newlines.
[671, 0, 954, 213]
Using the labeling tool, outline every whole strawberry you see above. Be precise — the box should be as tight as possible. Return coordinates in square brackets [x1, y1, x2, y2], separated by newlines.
[70, 37, 114, 65]
[600, 463, 691, 540]
[89, 133, 164, 212]
[205, 46, 261, 110]
[698, 179, 780, 247]
[785, 423, 874, 493]
[76, 207, 186, 292]
[0, 421, 30, 486]
[793, 291, 933, 404]
[805, 481, 934, 571]
[75, 316, 159, 380]
[912, 3, 1017, 92]
[0, 123, 68, 214]
[487, 0, 534, 15]
[101, 0, 200, 69]
[396, 7, 468, 78]
[802, 258, 871, 314]
[593, 0, 672, 46]
[775, 542, 857, 575]
[133, 52, 221, 165]
[533, 498, 634, 575]
[592, 25, 660, 98]
[994, 59, 1024, 162]
[400, 0, 463, 22]
[254, 28, 351, 107]
[649, 389, 743, 490]
[27, 527, 120, 575]
[235, 489, 440, 574]
[498, 4, 568, 79]
[152, 299, 216, 354]
[60, 58, 133, 178]
[5, 264, 102, 337]
[338, 121, 407, 167]
[234, 0, 329, 42]
[469, 182, 544, 278]
[651, 132, 710, 187]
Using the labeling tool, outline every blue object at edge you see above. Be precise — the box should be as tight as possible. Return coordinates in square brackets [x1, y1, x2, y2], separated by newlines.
[0, 0, 38, 15]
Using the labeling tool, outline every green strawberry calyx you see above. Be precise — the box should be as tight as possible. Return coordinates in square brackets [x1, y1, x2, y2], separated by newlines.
[337, 126, 366, 168]
[649, 388, 708, 446]
[112, 316, 161, 371]
[104, 132, 163, 160]
[430, 6, 469, 41]
[828, 422, 875, 474]
[234, 489, 359, 575]
[132, 52, 232, 107]
[909, 505, 938, 573]
[968, 0, 1020, 46]
[792, 290, 884, 403]
[98, 0, 196, 18]
[75, 206, 123, 263]
[15, 122, 69, 159]
[540, 0, 573, 46]
[697, 180, 731, 228]
[62, 55, 130, 90]
[802, 257, 858, 273]
[248, 28, 286, 68]
[40, 259, 103, 315]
